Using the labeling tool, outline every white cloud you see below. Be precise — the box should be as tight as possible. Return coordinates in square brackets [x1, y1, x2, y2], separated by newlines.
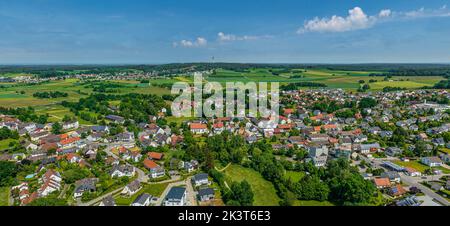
[400, 6, 450, 18]
[298, 7, 378, 33]
[173, 37, 207, 48]
[379, 9, 392, 18]
[217, 32, 269, 42]
[298, 5, 450, 34]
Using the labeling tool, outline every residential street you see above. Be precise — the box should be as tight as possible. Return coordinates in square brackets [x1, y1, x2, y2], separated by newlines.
[364, 156, 450, 206]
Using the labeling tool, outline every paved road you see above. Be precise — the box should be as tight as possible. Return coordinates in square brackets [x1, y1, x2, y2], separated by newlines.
[363, 156, 450, 206]
[58, 184, 69, 199]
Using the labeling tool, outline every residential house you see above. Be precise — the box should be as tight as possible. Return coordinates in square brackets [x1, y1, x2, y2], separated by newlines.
[121, 180, 142, 196]
[105, 115, 125, 124]
[110, 165, 136, 178]
[192, 173, 209, 187]
[389, 185, 407, 197]
[190, 123, 208, 134]
[74, 178, 98, 198]
[385, 147, 403, 157]
[99, 195, 116, 206]
[373, 178, 391, 189]
[198, 188, 215, 202]
[421, 157, 443, 167]
[131, 193, 152, 206]
[163, 187, 187, 206]
[143, 159, 165, 179]
[381, 171, 401, 183]
[38, 169, 62, 197]
[63, 121, 79, 130]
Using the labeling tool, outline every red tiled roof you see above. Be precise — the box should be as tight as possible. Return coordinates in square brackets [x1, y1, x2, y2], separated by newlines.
[143, 159, 159, 169]
[148, 152, 164, 160]
[190, 123, 207, 130]
[374, 178, 391, 187]
[60, 137, 80, 145]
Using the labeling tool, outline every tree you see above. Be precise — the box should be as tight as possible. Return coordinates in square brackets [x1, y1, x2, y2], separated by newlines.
[226, 180, 254, 206]
[326, 159, 376, 205]
[52, 122, 62, 134]
[0, 161, 17, 186]
[359, 97, 377, 109]
[293, 175, 330, 201]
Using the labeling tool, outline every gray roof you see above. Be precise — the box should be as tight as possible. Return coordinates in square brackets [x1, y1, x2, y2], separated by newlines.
[198, 188, 214, 197]
[101, 195, 115, 206]
[165, 187, 186, 201]
[193, 173, 208, 182]
[132, 193, 152, 205]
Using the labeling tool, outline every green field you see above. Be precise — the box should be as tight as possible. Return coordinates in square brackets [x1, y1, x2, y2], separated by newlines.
[206, 69, 443, 91]
[115, 182, 169, 206]
[392, 160, 429, 173]
[224, 164, 281, 206]
[0, 68, 446, 110]
[0, 78, 171, 108]
[284, 171, 305, 183]
[0, 139, 16, 151]
[0, 187, 10, 206]
[293, 200, 334, 206]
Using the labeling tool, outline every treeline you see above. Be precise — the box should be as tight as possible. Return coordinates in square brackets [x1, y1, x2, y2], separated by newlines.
[0, 107, 48, 124]
[0, 127, 19, 140]
[4, 63, 450, 78]
[369, 67, 450, 77]
[433, 80, 450, 89]
[61, 93, 169, 124]
[33, 91, 68, 99]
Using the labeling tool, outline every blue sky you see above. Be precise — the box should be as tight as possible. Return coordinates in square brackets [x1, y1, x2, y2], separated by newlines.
[0, 0, 450, 64]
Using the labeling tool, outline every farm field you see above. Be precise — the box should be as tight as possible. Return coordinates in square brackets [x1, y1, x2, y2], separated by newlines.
[0, 68, 446, 109]
[0, 79, 171, 108]
[224, 164, 281, 206]
[205, 69, 444, 91]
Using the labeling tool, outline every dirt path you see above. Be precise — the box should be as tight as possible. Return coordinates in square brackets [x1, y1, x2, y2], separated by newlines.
[215, 163, 231, 172]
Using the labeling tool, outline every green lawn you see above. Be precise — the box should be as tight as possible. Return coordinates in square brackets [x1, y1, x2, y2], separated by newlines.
[392, 160, 429, 173]
[293, 200, 334, 206]
[115, 182, 169, 206]
[284, 171, 305, 183]
[439, 148, 450, 154]
[0, 139, 16, 151]
[224, 164, 281, 206]
[0, 187, 10, 206]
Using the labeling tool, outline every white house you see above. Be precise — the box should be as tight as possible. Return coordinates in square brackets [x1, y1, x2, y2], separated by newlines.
[192, 173, 209, 187]
[63, 121, 79, 130]
[121, 180, 142, 196]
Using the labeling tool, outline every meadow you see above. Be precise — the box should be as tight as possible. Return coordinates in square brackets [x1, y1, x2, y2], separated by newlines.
[224, 164, 281, 206]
